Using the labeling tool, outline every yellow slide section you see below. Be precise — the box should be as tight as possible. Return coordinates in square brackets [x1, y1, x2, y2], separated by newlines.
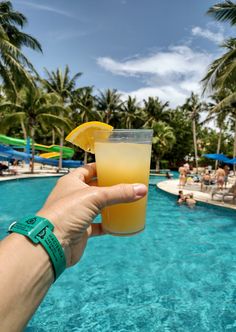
[39, 152, 60, 159]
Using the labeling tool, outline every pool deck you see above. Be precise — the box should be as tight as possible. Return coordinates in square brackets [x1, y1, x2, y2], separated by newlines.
[157, 179, 236, 211]
[0, 164, 64, 182]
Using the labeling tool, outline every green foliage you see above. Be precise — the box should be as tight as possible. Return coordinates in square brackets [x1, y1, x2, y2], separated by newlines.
[96, 89, 123, 125]
[142, 97, 170, 128]
[164, 108, 193, 166]
[0, 0, 235, 170]
[151, 121, 176, 170]
[207, 1, 236, 25]
[0, 1, 41, 94]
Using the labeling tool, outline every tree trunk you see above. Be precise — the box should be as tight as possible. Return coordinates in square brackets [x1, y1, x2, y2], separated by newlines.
[106, 109, 111, 124]
[155, 159, 160, 173]
[233, 120, 236, 174]
[52, 129, 55, 145]
[30, 127, 35, 174]
[20, 119, 27, 166]
[58, 129, 64, 171]
[192, 119, 198, 173]
[84, 151, 88, 164]
[20, 119, 27, 141]
[215, 127, 222, 171]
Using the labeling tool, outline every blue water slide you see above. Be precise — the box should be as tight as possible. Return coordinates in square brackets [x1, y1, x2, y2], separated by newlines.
[0, 145, 83, 168]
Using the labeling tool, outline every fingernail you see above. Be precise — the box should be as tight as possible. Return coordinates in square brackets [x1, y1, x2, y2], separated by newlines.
[132, 184, 147, 198]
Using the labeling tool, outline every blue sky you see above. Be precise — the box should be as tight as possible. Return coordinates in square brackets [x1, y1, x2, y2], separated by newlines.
[12, 0, 234, 106]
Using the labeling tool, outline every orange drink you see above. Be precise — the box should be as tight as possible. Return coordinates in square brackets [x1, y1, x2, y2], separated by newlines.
[94, 129, 153, 236]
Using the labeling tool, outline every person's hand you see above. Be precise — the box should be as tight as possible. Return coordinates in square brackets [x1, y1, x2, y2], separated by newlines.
[37, 163, 147, 267]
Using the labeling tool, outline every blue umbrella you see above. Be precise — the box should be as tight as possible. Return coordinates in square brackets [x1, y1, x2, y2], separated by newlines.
[225, 158, 236, 164]
[203, 153, 236, 164]
[203, 153, 231, 163]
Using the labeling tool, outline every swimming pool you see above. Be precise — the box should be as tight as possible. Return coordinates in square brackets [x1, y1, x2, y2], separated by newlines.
[1, 176, 236, 331]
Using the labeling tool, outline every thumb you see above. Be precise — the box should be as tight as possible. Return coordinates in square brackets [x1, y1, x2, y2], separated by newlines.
[97, 183, 148, 208]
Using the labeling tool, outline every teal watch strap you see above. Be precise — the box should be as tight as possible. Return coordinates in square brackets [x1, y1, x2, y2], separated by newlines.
[8, 215, 66, 281]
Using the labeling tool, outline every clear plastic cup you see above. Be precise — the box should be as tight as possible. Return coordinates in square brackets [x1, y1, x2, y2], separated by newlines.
[94, 129, 153, 236]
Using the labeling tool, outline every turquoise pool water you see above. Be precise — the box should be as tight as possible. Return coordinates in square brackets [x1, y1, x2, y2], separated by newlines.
[1, 177, 236, 331]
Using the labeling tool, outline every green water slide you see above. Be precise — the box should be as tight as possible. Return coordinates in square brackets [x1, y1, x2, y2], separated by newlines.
[0, 135, 74, 159]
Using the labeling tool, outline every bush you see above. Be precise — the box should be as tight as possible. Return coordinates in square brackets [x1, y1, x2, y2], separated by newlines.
[160, 160, 169, 169]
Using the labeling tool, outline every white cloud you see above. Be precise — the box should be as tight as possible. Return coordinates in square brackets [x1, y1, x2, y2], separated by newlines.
[97, 45, 213, 107]
[191, 26, 224, 44]
[121, 86, 188, 107]
[97, 46, 209, 77]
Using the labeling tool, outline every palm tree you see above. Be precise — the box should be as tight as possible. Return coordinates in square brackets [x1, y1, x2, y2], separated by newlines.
[182, 93, 207, 172]
[0, 86, 71, 173]
[96, 89, 123, 124]
[121, 96, 141, 129]
[203, 91, 230, 169]
[142, 97, 169, 128]
[208, 92, 236, 172]
[202, 38, 236, 93]
[152, 121, 176, 172]
[71, 86, 101, 163]
[207, 1, 236, 25]
[42, 66, 82, 100]
[71, 86, 99, 123]
[42, 66, 82, 169]
[202, 2, 236, 172]
[202, 1, 236, 92]
[0, 1, 42, 95]
[0, 1, 42, 50]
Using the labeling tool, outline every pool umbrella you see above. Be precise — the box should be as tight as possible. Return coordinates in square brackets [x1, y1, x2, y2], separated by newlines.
[225, 158, 236, 164]
[203, 153, 231, 163]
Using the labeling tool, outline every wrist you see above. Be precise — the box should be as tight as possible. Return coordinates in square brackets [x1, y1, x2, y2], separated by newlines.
[9, 214, 67, 280]
[36, 209, 71, 266]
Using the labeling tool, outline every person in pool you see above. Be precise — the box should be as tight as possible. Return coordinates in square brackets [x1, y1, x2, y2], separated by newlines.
[185, 193, 196, 208]
[177, 190, 185, 204]
[0, 163, 148, 331]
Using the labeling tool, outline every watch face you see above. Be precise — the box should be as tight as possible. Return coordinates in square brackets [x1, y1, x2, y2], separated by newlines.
[26, 217, 37, 225]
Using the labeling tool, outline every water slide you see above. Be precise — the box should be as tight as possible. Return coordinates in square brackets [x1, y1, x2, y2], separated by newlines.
[0, 134, 74, 159]
[0, 135, 83, 168]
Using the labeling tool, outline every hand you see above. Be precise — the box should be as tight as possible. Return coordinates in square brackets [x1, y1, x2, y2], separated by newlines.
[37, 163, 147, 267]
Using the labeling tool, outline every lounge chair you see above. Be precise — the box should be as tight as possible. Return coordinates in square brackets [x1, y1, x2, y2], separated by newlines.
[212, 184, 236, 202]
[223, 191, 236, 203]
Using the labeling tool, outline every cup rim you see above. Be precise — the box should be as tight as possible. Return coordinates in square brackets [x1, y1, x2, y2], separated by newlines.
[94, 129, 153, 133]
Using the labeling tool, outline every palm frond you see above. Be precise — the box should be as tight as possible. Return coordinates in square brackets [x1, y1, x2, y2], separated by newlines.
[38, 114, 72, 131]
[201, 39, 236, 93]
[0, 111, 25, 132]
[207, 1, 236, 25]
[0, 101, 22, 112]
[0, 1, 27, 27]
[8, 28, 42, 52]
[0, 61, 17, 95]
[211, 91, 236, 113]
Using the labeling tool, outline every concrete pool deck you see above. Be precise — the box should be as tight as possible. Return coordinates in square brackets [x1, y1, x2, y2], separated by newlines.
[0, 164, 64, 182]
[157, 179, 236, 211]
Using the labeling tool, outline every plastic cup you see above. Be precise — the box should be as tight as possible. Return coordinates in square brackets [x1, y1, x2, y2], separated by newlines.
[94, 129, 153, 236]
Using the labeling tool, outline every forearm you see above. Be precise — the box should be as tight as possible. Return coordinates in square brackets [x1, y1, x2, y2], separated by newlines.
[0, 233, 54, 332]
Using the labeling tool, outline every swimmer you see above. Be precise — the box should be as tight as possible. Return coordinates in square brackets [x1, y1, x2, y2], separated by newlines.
[177, 190, 185, 204]
[185, 193, 196, 208]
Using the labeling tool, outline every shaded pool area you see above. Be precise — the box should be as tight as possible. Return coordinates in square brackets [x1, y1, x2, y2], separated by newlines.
[0, 176, 236, 331]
